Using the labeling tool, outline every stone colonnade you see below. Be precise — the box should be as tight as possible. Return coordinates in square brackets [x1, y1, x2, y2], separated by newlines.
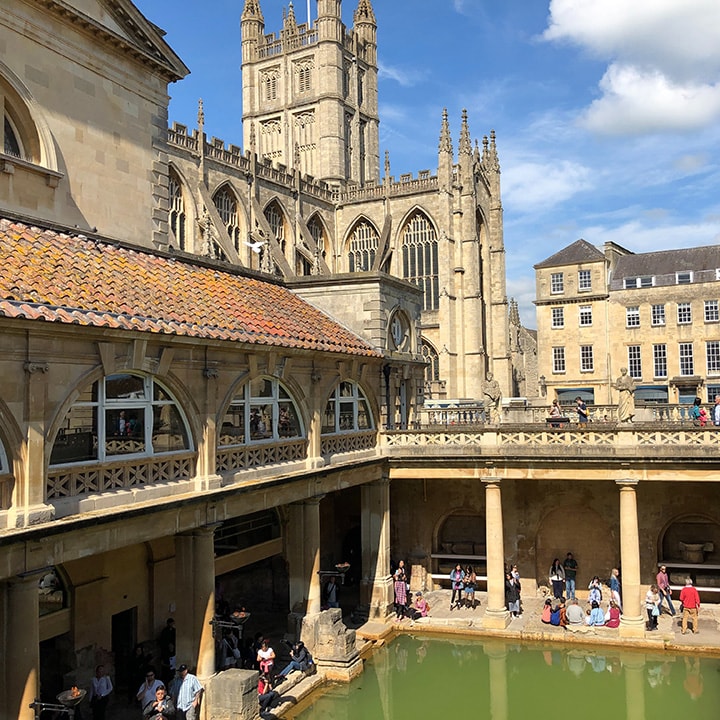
[481, 477, 645, 638]
[0, 479, 394, 718]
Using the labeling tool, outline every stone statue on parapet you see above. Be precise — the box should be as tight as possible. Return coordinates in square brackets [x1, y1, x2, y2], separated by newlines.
[483, 371, 502, 424]
[614, 367, 636, 422]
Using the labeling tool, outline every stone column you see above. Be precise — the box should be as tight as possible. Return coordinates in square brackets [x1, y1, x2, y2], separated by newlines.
[482, 478, 510, 629]
[286, 503, 306, 614]
[360, 478, 393, 619]
[175, 527, 217, 674]
[485, 644, 508, 720]
[5, 574, 40, 720]
[304, 497, 323, 615]
[193, 527, 217, 679]
[617, 479, 645, 637]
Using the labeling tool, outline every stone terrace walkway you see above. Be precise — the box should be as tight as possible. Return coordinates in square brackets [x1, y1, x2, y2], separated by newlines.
[357, 589, 720, 654]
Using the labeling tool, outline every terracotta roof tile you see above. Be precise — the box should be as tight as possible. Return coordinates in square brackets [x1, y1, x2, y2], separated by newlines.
[0, 218, 380, 358]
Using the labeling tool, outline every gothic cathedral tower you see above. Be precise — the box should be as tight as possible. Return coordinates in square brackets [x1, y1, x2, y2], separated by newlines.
[241, 0, 380, 187]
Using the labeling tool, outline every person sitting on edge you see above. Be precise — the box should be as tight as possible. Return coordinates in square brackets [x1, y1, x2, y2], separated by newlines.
[278, 641, 313, 678]
[604, 600, 621, 628]
[541, 597, 552, 623]
[414, 591, 430, 618]
[258, 673, 278, 714]
[565, 598, 585, 625]
[586, 600, 605, 626]
[550, 601, 567, 627]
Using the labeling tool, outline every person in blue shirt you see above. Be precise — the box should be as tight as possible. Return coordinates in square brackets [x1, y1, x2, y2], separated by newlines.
[586, 601, 605, 626]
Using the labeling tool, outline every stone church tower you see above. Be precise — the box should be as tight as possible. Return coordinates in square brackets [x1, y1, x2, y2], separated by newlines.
[163, 0, 513, 405]
[241, 0, 380, 186]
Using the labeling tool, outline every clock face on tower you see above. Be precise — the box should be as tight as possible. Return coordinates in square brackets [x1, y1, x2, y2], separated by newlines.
[389, 312, 409, 351]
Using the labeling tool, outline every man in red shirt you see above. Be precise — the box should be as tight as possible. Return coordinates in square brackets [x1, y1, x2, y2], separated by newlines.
[679, 577, 701, 634]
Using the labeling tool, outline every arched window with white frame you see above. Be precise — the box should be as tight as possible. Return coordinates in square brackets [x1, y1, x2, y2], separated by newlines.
[50, 373, 192, 466]
[220, 376, 304, 446]
[322, 381, 374, 434]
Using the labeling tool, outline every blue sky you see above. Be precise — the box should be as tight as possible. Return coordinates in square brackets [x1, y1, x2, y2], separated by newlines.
[135, 0, 720, 328]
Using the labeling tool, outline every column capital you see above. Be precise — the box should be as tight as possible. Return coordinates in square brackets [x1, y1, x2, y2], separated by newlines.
[483, 476, 502, 487]
[615, 478, 639, 488]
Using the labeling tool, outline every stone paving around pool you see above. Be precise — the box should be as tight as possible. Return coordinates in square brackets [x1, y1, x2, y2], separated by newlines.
[363, 589, 720, 654]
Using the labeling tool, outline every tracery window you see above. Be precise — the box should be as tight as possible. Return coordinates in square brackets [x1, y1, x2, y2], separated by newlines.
[322, 381, 373, 434]
[264, 201, 286, 254]
[168, 169, 186, 251]
[261, 67, 280, 101]
[260, 118, 282, 160]
[295, 59, 314, 94]
[308, 215, 327, 260]
[213, 186, 241, 252]
[402, 212, 439, 311]
[422, 341, 440, 384]
[347, 220, 378, 272]
[220, 377, 303, 445]
[50, 374, 192, 466]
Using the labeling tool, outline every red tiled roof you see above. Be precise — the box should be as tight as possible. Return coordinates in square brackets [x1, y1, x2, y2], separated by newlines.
[0, 218, 380, 357]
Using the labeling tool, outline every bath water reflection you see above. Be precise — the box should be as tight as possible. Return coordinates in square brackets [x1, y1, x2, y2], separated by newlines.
[290, 635, 719, 720]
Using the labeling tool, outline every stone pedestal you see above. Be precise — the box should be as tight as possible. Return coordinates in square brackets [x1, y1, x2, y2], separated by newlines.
[302, 609, 363, 681]
[203, 669, 258, 720]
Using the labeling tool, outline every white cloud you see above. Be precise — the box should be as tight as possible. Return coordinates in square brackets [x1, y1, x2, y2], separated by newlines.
[580, 64, 720, 134]
[543, 0, 720, 134]
[502, 160, 593, 212]
[378, 62, 424, 87]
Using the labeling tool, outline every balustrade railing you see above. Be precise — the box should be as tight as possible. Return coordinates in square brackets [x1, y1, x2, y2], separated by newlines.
[216, 439, 307, 473]
[46, 452, 196, 500]
[321, 431, 377, 458]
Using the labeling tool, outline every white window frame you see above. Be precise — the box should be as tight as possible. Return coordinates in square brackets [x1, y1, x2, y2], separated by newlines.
[676, 271, 693, 285]
[651, 304, 665, 326]
[704, 300, 719, 323]
[707, 341, 720, 375]
[653, 344, 667, 379]
[579, 305, 593, 327]
[552, 346, 566, 373]
[578, 269, 591, 291]
[551, 307, 565, 329]
[626, 306, 640, 328]
[550, 273, 564, 295]
[580, 345, 594, 372]
[679, 343, 694, 376]
[677, 302, 692, 325]
[627, 345, 642, 379]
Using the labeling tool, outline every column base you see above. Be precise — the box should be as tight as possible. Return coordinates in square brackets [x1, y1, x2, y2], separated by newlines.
[482, 607, 511, 629]
[619, 615, 647, 638]
[360, 575, 393, 619]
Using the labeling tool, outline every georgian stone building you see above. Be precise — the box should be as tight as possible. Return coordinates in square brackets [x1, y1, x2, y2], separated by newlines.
[535, 238, 720, 409]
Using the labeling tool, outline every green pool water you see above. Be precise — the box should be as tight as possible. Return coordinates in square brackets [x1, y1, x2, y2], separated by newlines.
[289, 634, 720, 720]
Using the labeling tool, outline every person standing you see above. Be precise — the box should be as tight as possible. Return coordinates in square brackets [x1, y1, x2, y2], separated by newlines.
[656, 565, 675, 615]
[679, 578, 701, 634]
[449, 563, 465, 610]
[505, 571, 521, 617]
[549, 558, 565, 599]
[143, 686, 175, 720]
[393, 572, 408, 620]
[89, 665, 113, 720]
[174, 665, 203, 720]
[563, 553, 578, 600]
[609, 568, 622, 611]
[463, 565, 477, 609]
[645, 584, 661, 631]
[137, 669, 163, 713]
[575, 397, 588, 425]
[325, 576, 339, 609]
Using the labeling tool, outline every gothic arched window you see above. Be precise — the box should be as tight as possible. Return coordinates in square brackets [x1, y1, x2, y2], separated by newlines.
[168, 169, 186, 251]
[4, 115, 22, 158]
[347, 220, 378, 272]
[220, 377, 304, 446]
[422, 341, 440, 384]
[213, 186, 241, 252]
[402, 211, 439, 311]
[322, 381, 374, 434]
[50, 374, 192, 466]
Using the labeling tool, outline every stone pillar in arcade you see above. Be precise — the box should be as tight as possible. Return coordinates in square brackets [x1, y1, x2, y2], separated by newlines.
[482, 477, 510, 629]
